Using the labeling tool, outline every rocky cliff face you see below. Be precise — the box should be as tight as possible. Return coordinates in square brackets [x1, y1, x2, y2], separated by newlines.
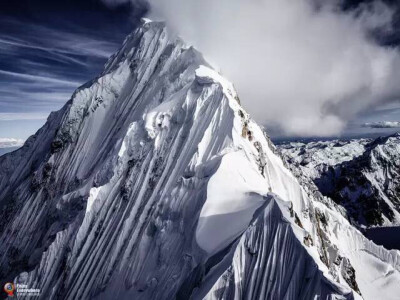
[279, 135, 400, 227]
[318, 134, 400, 226]
[1, 21, 399, 300]
[278, 139, 371, 182]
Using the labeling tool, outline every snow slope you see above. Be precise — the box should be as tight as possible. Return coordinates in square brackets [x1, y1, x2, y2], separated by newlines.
[0, 20, 399, 300]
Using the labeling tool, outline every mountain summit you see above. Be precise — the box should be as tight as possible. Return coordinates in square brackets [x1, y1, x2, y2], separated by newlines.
[0, 20, 399, 300]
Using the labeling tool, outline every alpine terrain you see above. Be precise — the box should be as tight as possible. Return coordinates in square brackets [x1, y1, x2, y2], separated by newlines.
[279, 134, 400, 228]
[0, 20, 399, 300]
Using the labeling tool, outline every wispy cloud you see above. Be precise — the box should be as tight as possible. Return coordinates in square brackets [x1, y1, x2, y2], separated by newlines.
[363, 121, 400, 128]
[0, 68, 80, 112]
[0, 16, 129, 126]
[0, 1, 143, 139]
[0, 18, 121, 58]
[0, 70, 81, 87]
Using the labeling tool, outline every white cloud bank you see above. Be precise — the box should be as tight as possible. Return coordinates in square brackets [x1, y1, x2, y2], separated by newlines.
[147, 0, 400, 136]
[0, 138, 24, 148]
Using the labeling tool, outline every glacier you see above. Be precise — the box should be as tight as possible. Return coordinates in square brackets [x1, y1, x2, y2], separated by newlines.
[0, 20, 399, 300]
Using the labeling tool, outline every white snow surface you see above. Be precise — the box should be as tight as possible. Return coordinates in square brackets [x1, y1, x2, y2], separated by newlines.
[0, 21, 398, 300]
[196, 151, 268, 254]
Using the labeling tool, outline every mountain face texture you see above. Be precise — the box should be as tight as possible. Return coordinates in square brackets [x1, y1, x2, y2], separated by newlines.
[1, 21, 400, 300]
[279, 135, 400, 227]
[278, 139, 371, 182]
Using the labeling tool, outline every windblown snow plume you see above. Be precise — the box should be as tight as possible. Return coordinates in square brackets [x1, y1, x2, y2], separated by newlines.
[148, 0, 400, 136]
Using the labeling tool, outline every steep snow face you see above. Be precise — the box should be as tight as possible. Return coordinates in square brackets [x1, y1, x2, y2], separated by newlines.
[0, 21, 210, 294]
[198, 196, 356, 300]
[0, 21, 399, 300]
[196, 151, 268, 254]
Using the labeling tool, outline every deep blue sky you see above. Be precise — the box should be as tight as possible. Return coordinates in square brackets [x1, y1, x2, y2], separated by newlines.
[0, 0, 146, 139]
[0, 0, 399, 140]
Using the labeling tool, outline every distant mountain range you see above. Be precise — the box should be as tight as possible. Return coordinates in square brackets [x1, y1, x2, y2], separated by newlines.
[0, 138, 24, 156]
[0, 147, 20, 156]
[279, 133, 400, 228]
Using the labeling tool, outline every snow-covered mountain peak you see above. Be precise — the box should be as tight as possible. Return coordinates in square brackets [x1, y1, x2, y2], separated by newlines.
[0, 21, 399, 299]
